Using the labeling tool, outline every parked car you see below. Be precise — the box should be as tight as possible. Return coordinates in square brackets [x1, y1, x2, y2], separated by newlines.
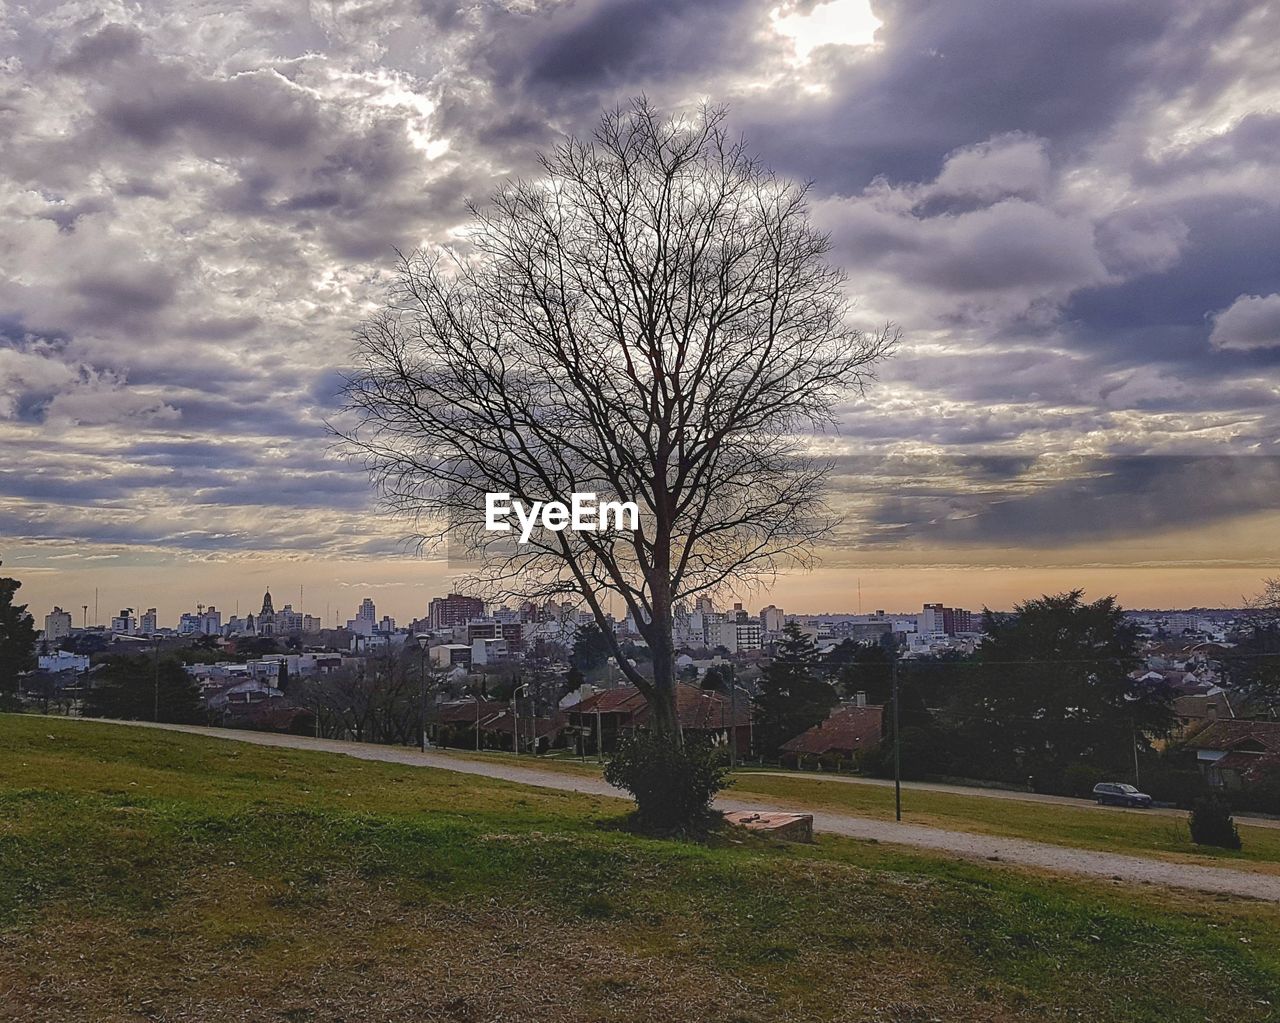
[1092, 782, 1153, 808]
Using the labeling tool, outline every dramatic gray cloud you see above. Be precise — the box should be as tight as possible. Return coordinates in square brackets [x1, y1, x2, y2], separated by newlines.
[0, 0, 1277, 611]
[1210, 293, 1280, 351]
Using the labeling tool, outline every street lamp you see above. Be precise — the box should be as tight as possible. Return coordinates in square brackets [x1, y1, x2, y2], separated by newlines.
[466, 684, 481, 752]
[512, 682, 530, 755]
[415, 634, 430, 752]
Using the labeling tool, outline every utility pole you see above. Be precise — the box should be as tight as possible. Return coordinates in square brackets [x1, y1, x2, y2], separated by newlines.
[512, 682, 528, 755]
[153, 636, 161, 722]
[1132, 719, 1141, 788]
[892, 644, 901, 822]
[729, 682, 738, 769]
[417, 636, 429, 752]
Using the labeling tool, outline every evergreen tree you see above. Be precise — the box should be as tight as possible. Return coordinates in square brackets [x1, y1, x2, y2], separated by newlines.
[0, 571, 38, 708]
[83, 654, 205, 724]
[571, 623, 612, 673]
[753, 623, 837, 755]
[701, 663, 735, 693]
[835, 642, 893, 704]
[947, 591, 1172, 783]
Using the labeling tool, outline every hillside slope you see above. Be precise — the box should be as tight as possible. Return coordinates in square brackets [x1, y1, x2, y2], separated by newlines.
[2, 715, 1278, 1023]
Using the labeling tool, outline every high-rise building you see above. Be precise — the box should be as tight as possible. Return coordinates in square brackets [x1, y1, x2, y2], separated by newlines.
[178, 606, 222, 636]
[345, 597, 381, 637]
[921, 603, 975, 637]
[201, 606, 222, 634]
[760, 605, 785, 634]
[44, 607, 73, 642]
[427, 592, 485, 630]
[110, 609, 137, 635]
[139, 608, 158, 635]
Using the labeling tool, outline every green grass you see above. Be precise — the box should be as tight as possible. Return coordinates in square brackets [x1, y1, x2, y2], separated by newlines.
[2, 714, 1279, 1022]
[447, 748, 1280, 872]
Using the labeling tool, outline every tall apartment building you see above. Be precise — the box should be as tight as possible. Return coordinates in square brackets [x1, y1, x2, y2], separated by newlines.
[139, 608, 158, 635]
[921, 603, 976, 637]
[760, 604, 785, 634]
[467, 619, 524, 653]
[179, 606, 223, 636]
[110, 609, 137, 635]
[44, 607, 73, 642]
[428, 592, 485, 630]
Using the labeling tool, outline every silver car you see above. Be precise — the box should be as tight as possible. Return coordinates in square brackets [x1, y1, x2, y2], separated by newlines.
[1093, 782, 1153, 808]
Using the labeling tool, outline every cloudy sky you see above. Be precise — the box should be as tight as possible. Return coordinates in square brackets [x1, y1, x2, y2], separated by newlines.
[3, 0, 1279, 624]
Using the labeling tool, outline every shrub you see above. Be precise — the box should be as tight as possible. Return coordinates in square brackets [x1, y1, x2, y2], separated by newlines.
[603, 732, 730, 834]
[1062, 763, 1108, 798]
[1189, 796, 1242, 850]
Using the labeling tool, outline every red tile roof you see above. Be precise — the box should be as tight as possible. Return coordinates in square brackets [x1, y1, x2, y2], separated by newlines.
[1172, 693, 1238, 721]
[1186, 719, 1280, 753]
[434, 699, 508, 725]
[780, 705, 884, 757]
[480, 708, 567, 738]
[570, 683, 751, 729]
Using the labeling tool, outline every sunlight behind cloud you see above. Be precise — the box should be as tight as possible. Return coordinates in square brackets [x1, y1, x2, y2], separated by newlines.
[771, 0, 882, 61]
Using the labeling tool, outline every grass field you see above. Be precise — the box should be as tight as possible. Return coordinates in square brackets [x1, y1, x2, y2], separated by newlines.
[3, 715, 1279, 1022]
[449, 748, 1280, 872]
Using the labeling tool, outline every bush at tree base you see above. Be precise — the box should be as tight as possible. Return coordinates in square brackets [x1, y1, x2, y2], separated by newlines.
[603, 732, 730, 833]
[1189, 795, 1242, 850]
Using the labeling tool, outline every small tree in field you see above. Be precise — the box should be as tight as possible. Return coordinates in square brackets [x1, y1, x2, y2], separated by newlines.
[1189, 795, 1242, 850]
[340, 100, 893, 762]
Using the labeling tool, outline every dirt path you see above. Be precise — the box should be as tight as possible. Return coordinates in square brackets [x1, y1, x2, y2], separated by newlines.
[80, 719, 1280, 902]
[743, 770, 1280, 830]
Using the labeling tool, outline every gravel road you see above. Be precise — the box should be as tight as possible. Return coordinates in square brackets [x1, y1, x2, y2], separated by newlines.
[78, 719, 1280, 903]
[744, 770, 1280, 830]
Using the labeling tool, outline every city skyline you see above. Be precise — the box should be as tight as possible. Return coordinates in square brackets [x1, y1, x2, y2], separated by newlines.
[19, 563, 1271, 633]
[3, 1, 1279, 613]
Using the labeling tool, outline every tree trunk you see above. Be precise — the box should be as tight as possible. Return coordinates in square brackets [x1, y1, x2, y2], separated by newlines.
[644, 596, 681, 745]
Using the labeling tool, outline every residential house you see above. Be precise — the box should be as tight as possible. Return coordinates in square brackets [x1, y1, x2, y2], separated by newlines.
[779, 700, 884, 768]
[1185, 720, 1280, 789]
[566, 682, 752, 754]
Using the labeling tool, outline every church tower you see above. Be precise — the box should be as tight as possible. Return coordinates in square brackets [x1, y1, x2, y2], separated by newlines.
[258, 589, 276, 637]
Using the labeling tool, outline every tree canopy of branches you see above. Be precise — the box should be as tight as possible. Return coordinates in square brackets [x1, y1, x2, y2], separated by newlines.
[945, 591, 1172, 785]
[294, 649, 440, 745]
[0, 571, 37, 709]
[341, 100, 894, 739]
[1225, 577, 1280, 707]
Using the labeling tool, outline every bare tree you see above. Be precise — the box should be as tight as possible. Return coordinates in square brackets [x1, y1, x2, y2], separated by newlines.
[1246, 578, 1280, 622]
[340, 100, 894, 740]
